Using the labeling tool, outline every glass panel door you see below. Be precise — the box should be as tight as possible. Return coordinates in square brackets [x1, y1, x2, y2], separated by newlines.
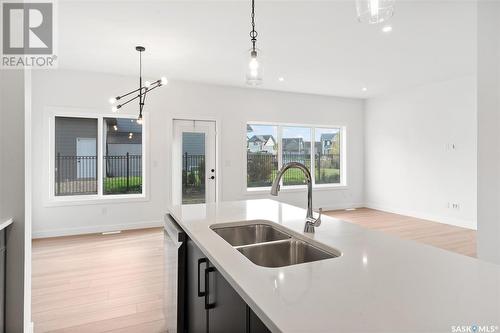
[173, 120, 216, 205]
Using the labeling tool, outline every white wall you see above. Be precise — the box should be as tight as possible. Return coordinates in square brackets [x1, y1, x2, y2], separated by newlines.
[31, 70, 365, 237]
[477, 0, 500, 264]
[365, 77, 477, 229]
[0, 70, 27, 332]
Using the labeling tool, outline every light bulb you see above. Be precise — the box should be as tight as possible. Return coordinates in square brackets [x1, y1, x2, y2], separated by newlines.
[249, 57, 259, 71]
[356, 0, 394, 24]
[370, 0, 379, 17]
[109, 97, 117, 104]
[144, 81, 151, 88]
[113, 125, 118, 131]
[112, 106, 118, 113]
[160, 77, 168, 85]
[137, 118, 143, 125]
[246, 50, 263, 86]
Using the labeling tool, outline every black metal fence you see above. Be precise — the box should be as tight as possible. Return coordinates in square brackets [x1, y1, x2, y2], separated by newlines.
[247, 152, 340, 187]
[104, 154, 142, 194]
[55, 153, 142, 196]
[182, 153, 205, 204]
[55, 154, 97, 195]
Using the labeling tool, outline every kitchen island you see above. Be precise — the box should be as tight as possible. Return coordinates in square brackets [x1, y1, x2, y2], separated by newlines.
[169, 199, 500, 333]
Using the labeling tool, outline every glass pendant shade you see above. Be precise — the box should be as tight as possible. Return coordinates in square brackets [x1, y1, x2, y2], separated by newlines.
[246, 50, 263, 86]
[356, 0, 395, 24]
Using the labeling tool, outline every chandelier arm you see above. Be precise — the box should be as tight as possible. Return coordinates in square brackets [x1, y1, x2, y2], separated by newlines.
[144, 82, 162, 93]
[117, 94, 142, 109]
[116, 86, 147, 101]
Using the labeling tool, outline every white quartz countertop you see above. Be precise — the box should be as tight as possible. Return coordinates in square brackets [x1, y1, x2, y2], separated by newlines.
[0, 218, 13, 231]
[169, 199, 500, 333]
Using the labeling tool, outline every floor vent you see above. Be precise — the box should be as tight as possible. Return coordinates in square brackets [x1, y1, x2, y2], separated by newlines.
[345, 208, 357, 211]
[102, 230, 122, 235]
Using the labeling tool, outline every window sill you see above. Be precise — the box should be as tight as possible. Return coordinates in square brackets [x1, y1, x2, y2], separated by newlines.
[44, 194, 148, 207]
[245, 184, 348, 195]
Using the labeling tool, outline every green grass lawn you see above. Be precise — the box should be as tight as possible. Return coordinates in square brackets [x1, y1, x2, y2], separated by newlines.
[248, 168, 340, 187]
[104, 176, 142, 194]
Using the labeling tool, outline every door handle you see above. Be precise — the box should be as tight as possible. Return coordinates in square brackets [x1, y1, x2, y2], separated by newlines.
[204, 266, 216, 309]
[197, 258, 208, 297]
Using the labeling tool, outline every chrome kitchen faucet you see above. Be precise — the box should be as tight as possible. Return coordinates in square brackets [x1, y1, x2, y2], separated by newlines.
[270, 162, 322, 233]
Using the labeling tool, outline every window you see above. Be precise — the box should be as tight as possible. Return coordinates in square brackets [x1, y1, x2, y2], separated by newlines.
[246, 124, 278, 188]
[282, 126, 311, 186]
[54, 115, 144, 198]
[246, 123, 344, 189]
[103, 118, 143, 195]
[314, 128, 341, 185]
[55, 117, 98, 196]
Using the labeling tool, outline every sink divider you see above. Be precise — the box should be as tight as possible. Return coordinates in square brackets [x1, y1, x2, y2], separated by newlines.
[233, 238, 292, 250]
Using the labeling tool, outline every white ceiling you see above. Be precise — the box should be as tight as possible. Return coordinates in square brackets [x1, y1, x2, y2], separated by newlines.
[57, 0, 476, 98]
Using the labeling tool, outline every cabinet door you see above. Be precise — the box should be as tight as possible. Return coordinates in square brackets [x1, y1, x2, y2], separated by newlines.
[247, 306, 271, 333]
[186, 238, 208, 333]
[0, 230, 5, 333]
[206, 263, 247, 333]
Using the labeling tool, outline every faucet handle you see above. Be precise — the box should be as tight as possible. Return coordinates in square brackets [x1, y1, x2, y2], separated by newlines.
[315, 208, 322, 226]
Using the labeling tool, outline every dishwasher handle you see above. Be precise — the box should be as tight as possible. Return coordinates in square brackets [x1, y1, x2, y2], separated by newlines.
[164, 214, 186, 244]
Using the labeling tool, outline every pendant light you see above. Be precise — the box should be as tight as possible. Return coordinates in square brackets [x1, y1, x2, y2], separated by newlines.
[356, 0, 395, 24]
[109, 46, 168, 123]
[246, 0, 263, 86]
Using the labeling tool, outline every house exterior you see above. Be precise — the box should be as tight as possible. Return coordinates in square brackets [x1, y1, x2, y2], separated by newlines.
[319, 132, 338, 155]
[104, 118, 142, 178]
[54, 117, 142, 181]
[182, 132, 205, 171]
[247, 135, 276, 153]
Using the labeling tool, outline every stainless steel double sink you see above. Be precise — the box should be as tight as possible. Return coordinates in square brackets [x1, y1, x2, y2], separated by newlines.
[211, 222, 340, 268]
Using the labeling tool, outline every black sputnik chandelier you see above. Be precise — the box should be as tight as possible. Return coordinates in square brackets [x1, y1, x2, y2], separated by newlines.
[109, 46, 167, 124]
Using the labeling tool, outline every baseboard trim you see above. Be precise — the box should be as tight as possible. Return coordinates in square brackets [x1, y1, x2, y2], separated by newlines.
[364, 202, 477, 230]
[320, 203, 365, 211]
[32, 220, 163, 239]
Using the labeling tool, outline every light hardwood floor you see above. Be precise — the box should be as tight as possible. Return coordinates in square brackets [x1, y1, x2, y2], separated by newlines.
[31, 208, 476, 332]
[325, 208, 476, 257]
[32, 228, 166, 333]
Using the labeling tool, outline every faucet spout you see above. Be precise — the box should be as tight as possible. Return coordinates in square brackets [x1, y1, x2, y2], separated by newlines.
[270, 162, 321, 233]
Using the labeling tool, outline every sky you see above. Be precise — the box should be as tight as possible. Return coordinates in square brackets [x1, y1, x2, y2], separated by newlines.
[248, 124, 338, 140]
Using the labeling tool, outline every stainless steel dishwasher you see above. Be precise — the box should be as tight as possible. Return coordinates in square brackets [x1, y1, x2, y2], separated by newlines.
[164, 214, 186, 333]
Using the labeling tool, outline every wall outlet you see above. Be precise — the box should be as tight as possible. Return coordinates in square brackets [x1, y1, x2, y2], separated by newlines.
[448, 202, 460, 210]
[446, 143, 457, 151]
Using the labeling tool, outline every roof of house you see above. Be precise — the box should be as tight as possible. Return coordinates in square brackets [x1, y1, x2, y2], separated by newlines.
[282, 138, 305, 151]
[248, 135, 275, 144]
[320, 133, 337, 141]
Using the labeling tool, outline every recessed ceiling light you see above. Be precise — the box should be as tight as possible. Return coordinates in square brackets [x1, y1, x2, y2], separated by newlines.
[278, 77, 285, 82]
[362, 87, 368, 92]
[382, 25, 393, 33]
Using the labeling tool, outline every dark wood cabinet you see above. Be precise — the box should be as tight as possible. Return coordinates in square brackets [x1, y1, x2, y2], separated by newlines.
[0, 229, 5, 333]
[186, 238, 208, 333]
[247, 306, 271, 333]
[207, 262, 247, 333]
[185, 237, 270, 333]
